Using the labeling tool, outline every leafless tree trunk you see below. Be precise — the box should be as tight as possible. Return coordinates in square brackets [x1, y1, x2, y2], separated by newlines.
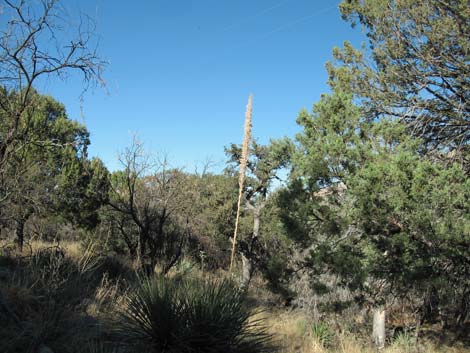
[14, 217, 25, 253]
[372, 308, 386, 350]
[108, 137, 190, 271]
[240, 253, 253, 289]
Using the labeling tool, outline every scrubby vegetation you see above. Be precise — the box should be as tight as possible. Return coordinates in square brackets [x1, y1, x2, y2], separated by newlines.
[0, 0, 469, 352]
[1, 242, 468, 353]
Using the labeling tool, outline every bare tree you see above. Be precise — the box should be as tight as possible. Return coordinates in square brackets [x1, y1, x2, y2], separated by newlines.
[0, 0, 106, 203]
[107, 137, 192, 272]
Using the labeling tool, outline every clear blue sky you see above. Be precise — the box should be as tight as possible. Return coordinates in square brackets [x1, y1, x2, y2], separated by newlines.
[39, 0, 365, 172]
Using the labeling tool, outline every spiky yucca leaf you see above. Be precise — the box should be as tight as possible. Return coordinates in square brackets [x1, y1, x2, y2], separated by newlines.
[115, 275, 274, 353]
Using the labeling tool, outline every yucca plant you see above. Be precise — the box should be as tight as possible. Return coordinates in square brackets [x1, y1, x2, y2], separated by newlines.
[392, 331, 415, 352]
[310, 322, 335, 348]
[115, 275, 274, 353]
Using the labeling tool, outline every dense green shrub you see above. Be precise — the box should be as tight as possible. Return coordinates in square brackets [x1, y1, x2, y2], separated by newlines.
[115, 275, 275, 353]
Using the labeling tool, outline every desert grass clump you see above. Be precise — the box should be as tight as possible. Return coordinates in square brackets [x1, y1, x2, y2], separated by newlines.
[0, 244, 114, 353]
[115, 274, 274, 353]
[310, 322, 335, 349]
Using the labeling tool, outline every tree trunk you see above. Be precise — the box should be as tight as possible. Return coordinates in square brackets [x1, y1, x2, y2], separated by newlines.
[136, 230, 148, 269]
[253, 207, 260, 239]
[372, 308, 386, 350]
[456, 288, 469, 328]
[15, 218, 25, 253]
[139, 230, 147, 257]
[240, 254, 253, 290]
[414, 315, 421, 349]
[240, 206, 261, 290]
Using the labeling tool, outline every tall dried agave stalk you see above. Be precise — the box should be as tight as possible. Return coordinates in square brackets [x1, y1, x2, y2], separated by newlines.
[229, 94, 253, 273]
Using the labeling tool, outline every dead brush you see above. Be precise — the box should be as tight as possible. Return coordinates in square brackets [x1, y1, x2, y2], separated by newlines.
[92, 273, 127, 312]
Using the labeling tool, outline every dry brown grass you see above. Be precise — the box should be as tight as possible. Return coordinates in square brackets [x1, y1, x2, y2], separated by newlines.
[2, 240, 468, 353]
[259, 309, 470, 353]
[0, 238, 83, 259]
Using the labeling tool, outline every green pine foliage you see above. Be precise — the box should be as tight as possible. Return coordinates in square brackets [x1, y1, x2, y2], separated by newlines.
[277, 0, 470, 325]
[281, 88, 470, 323]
